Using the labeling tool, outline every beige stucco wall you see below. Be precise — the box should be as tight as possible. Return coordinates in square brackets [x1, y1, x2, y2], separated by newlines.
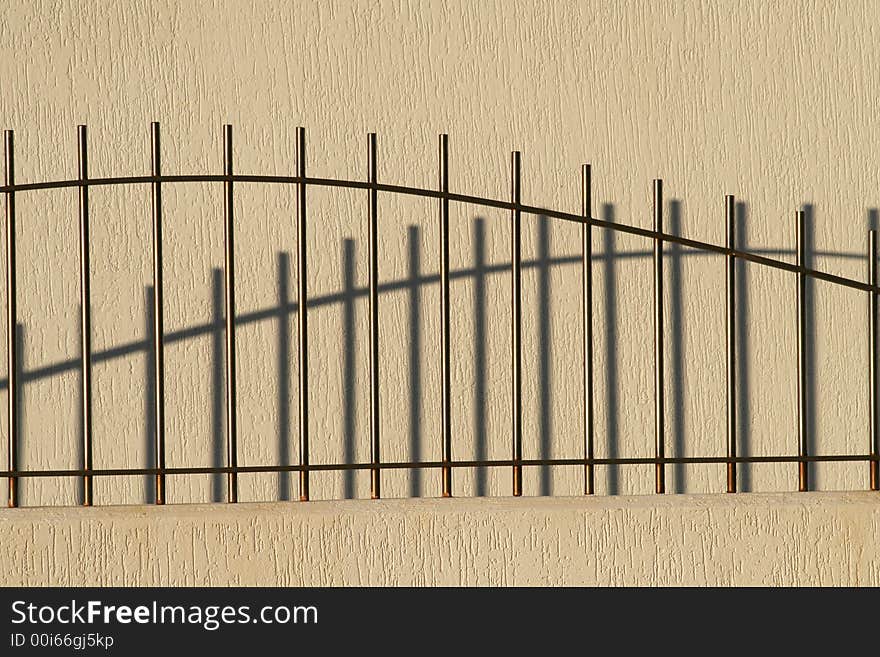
[2, 492, 879, 586]
[2, 0, 877, 504]
[1, 1, 880, 584]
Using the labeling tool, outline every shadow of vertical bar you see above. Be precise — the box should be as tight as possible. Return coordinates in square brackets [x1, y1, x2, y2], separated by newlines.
[602, 205, 620, 495]
[13, 323, 23, 505]
[538, 216, 552, 496]
[277, 253, 291, 501]
[342, 239, 356, 499]
[473, 218, 488, 496]
[144, 286, 156, 504]
[76, 304, 85, 506]
[212, 268, 224, 502]
[669, 200, 686, 493]
[408, 226, 422, 497]
[735, 203, 752, 491]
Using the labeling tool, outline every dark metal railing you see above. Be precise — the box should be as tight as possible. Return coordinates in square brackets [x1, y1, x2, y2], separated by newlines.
[1, 123, 879, 507]
[77, 125, 94, 506]
[725, 194, 736, 493]
[581, 164, 594, 496]
[295, 126, 309, 503]
[368, 133, 381, 500]
[872, 229, 880, 491]
[151, 122, 167, 505]
[439, 135, 452, 498]
[4, 130, 16, 508]
[510, 151, 523, 497]
[797, 209, 809, 492]
[653, 179, 665, 494]
[223, 124, 238, 504]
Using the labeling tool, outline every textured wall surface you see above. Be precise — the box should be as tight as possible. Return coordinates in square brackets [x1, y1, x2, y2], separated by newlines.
[3, 493, 880, 586]
[1, 0, 877, 504]
[1, 1, 879, 584]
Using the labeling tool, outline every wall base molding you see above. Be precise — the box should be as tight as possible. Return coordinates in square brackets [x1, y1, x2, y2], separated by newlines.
[2, 492, 878, 586]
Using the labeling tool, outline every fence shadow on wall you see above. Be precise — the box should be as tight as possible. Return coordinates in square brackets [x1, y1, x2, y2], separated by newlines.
[2, 202, 875, 504]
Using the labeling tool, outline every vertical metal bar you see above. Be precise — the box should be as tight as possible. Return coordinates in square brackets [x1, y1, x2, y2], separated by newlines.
[653, 179, 665, 494]
[582, 164, 594, 495]
[869, 230, 878, 491]
[654, 179, 666, 493]
[4, 130, 17, 508]
[368, 133, 381, 500]
[296, 126, 309, 502]
[511, 151, 523, 497]
[151, 122, 166, 505]
[439, 134, 452, 497]
[726, 194, 737, 493]
[78, 125, 93, 507]
[797, 209, 808, 492]
[222, 124, 238, 503]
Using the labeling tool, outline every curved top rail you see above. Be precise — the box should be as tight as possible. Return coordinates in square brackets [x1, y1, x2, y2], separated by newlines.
[1, 172, 877, 295]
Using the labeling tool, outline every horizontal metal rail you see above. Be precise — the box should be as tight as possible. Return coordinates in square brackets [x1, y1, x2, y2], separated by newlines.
[1, 173, 877, 296]
[0, 454, 877, 480]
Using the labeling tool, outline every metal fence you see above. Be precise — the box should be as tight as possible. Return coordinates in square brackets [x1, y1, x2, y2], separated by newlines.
[1, 123, 879, 507]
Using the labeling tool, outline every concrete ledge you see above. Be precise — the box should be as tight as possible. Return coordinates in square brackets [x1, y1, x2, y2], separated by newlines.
[1, 492, 879, 586]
